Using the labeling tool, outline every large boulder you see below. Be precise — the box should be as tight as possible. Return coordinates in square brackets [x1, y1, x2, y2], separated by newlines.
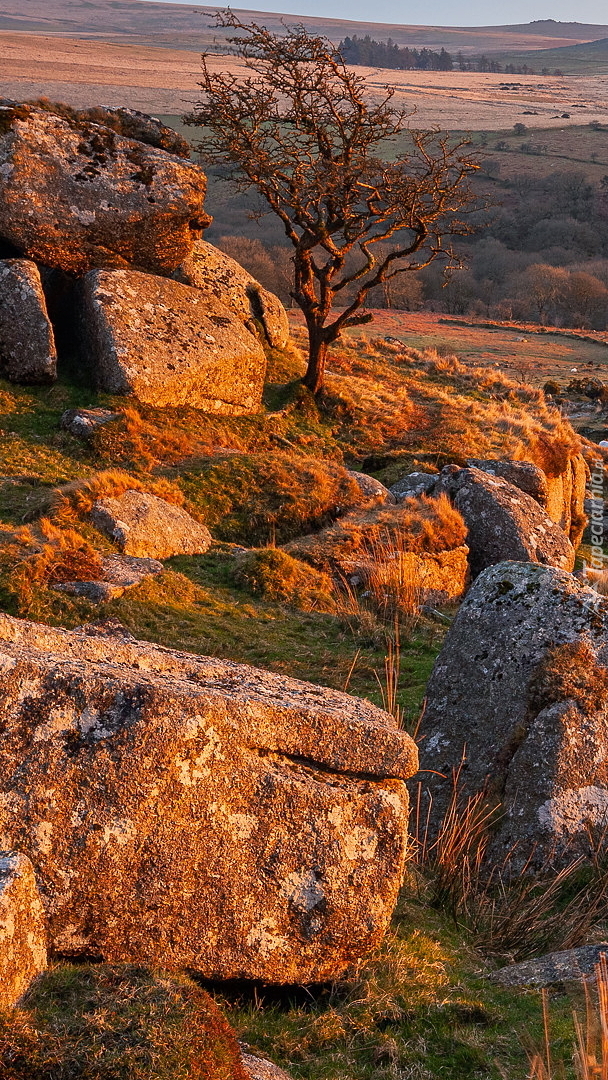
[174, 239, 290, 350]
[90, 490, 212, 559]
[466, 459, 549, 508]
[436, 466, 575, 578]
[0, 614, 417, 983]
[0, 102, 210, 275]
[80, 269, 267, 412]
[0, 259, 57, 383]
[0, 852, 47, 1010]
[415, 561, 608, 867]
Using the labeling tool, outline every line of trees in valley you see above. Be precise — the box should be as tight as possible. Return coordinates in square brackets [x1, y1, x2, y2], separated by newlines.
[206, 166, 608, 331]
[337, 36, 559, 75]
[338, 36, 453, 70]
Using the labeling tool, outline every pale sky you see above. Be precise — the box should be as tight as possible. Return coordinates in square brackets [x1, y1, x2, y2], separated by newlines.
[143, 0, 608, 28]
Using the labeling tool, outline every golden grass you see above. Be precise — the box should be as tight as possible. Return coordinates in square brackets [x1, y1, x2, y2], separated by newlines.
[284, 493, 467, 576]
[0, 964, 249, 1080]
[231, 547, 336, 612]
[2, 518, 103, 615]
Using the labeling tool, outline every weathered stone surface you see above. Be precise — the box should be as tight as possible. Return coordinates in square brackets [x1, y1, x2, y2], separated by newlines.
[543, 452, 588, 545]
[91, 490, 212, 559]
[53, 554, 164, 602]
[0, 259, 56, 383]
[0, 103, 210, 274]
[466, 459, 549, 508]
[415, 561, 608, 866]
[61, 408, 120, 439]
[389, 472, 438, 501]
[242, 1053, 294, 1080]
[80, 269, 267, 413]
[490, 944, 608, 988]
[347, 470, 396, 506]
[174, 240, 289, 350]
[0, 613, 417, 982]
[0, 851, 47, 1010]
[435, 466, 575, 578]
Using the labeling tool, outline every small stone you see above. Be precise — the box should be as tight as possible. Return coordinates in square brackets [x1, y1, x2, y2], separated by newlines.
[490, 944, 608, 988]
[0, 851, 47, 1010]
[242, 1052, 295, 1080]
[347, 470, 396, 505]
[0, 259, 56, 383]
[61, 408, 120, 439]
[389, 472, 438, 501]
[53, 554, 164, 602]
[91, 491, 212, 559]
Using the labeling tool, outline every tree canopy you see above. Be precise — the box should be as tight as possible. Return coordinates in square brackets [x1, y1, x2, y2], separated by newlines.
[186, 14, 479, 394]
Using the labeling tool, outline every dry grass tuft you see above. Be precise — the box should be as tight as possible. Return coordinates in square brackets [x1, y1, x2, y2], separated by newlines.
[4, 518, 103, 615]
[231, 547, 336, 612]
[529, 639, 608, 716]
[285, 494, 467, 576]
[412, 771, 608, 963]
[528, 956, 608, 1079]
[178, 452, 363, 546]
[0, 963, 248, 1080]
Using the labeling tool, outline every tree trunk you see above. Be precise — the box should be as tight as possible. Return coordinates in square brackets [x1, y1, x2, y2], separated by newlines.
[302, 331, 328, 395]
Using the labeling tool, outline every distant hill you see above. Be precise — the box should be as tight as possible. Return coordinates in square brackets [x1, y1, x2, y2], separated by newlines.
[496, 35, 608, 74]
[0, 1, 607, 55]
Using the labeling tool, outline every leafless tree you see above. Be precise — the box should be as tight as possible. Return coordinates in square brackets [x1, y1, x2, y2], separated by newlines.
[186, 13, 479, 394]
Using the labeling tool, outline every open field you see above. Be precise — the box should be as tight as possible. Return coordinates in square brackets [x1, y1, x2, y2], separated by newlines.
[291, 308, 608, 388]
[2, 32, 608, 130]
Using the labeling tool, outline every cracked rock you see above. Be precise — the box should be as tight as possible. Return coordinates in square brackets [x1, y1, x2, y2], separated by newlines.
[414, 561, 608, 868]
[80, 268, 267, 412]
[0, 613, 417, 982]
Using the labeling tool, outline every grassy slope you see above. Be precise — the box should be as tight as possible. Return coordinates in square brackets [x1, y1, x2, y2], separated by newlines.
[0, 328, 594, 1079]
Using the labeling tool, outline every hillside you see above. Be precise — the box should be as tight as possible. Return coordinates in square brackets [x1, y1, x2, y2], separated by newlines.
[0, 1, 606, 54]
[497, 35, 608, 74]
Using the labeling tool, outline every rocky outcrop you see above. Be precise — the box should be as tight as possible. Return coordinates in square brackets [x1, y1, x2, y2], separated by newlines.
[90, 490, 212, 559]
[466, 459, 549, 507]
[0, 614, 417, 982]
[53, 554, 164, 602]
[0, 852, 47, 1010]
[435, 466, 575, 578]
[0, 102, 210, 275]
[0, 259, 56, 383]
[347, 470, 396, 506]
[174, 240, 289, 350]
[415, 561, 608, 867]
[80, 269, 267, 412]
[390, 456, 588, 548]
